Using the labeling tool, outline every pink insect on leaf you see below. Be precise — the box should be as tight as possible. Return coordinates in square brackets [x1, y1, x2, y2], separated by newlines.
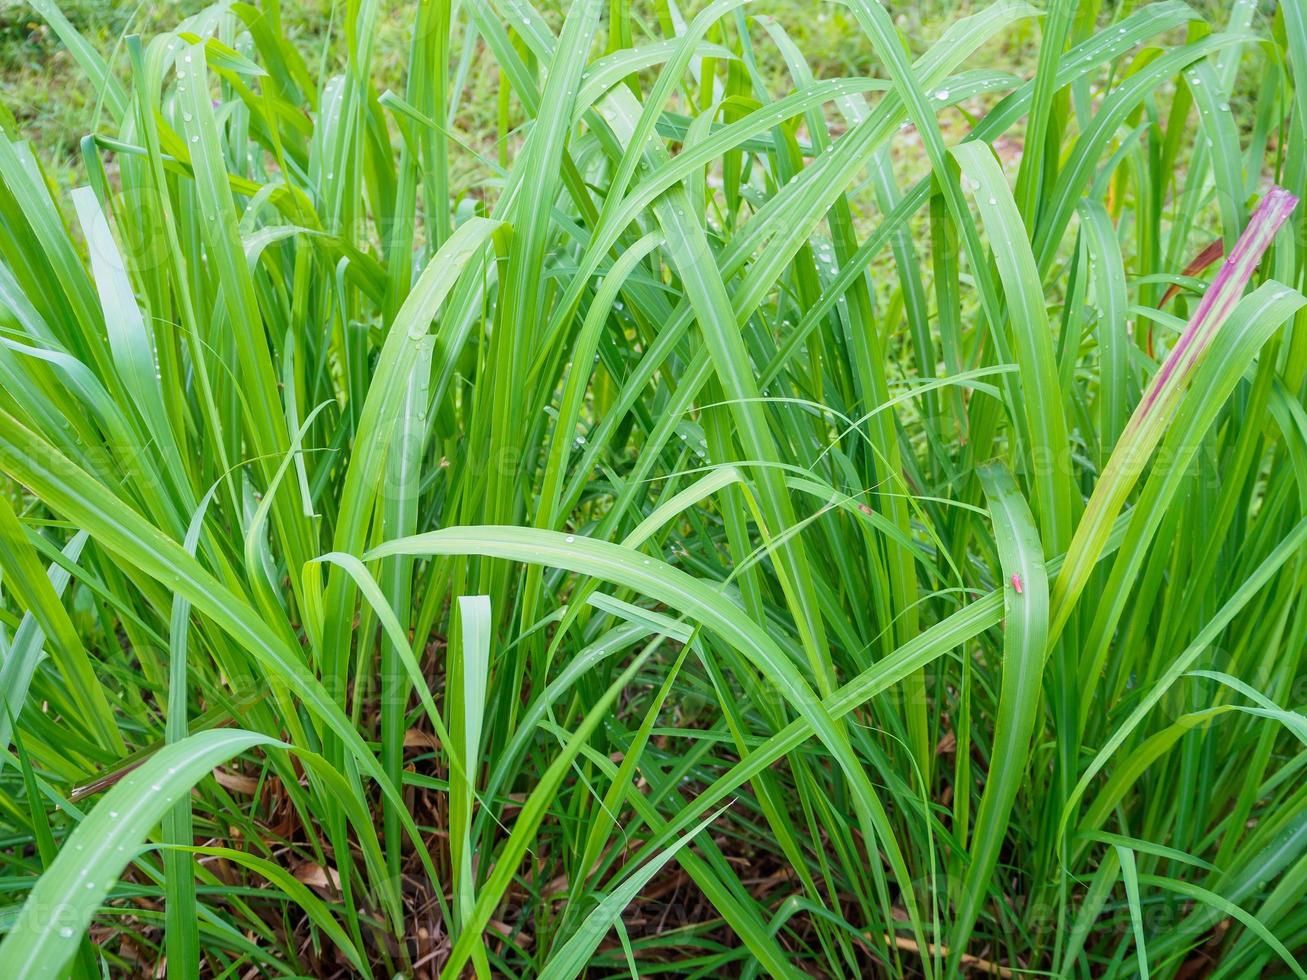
[1011, 573, 1023, 595]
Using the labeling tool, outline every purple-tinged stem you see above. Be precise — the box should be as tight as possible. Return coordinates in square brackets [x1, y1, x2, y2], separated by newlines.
[1050, 186, 1298, 642]
[1139, 186, 1298, 415]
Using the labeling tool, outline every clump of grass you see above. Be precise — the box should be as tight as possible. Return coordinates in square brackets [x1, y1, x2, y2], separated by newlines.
[0, 1, 1304, 977]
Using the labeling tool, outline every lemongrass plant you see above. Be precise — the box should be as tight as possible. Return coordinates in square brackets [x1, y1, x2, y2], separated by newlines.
[0, 0, 1305, 977]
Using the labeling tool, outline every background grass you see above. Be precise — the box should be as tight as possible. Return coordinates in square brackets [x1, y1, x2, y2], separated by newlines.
[0, 1, 1081, 184]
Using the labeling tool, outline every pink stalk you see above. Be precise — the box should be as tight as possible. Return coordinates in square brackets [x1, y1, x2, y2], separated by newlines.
[1139, 187, 1298, 416]
[1050, 186, 1298, 642]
